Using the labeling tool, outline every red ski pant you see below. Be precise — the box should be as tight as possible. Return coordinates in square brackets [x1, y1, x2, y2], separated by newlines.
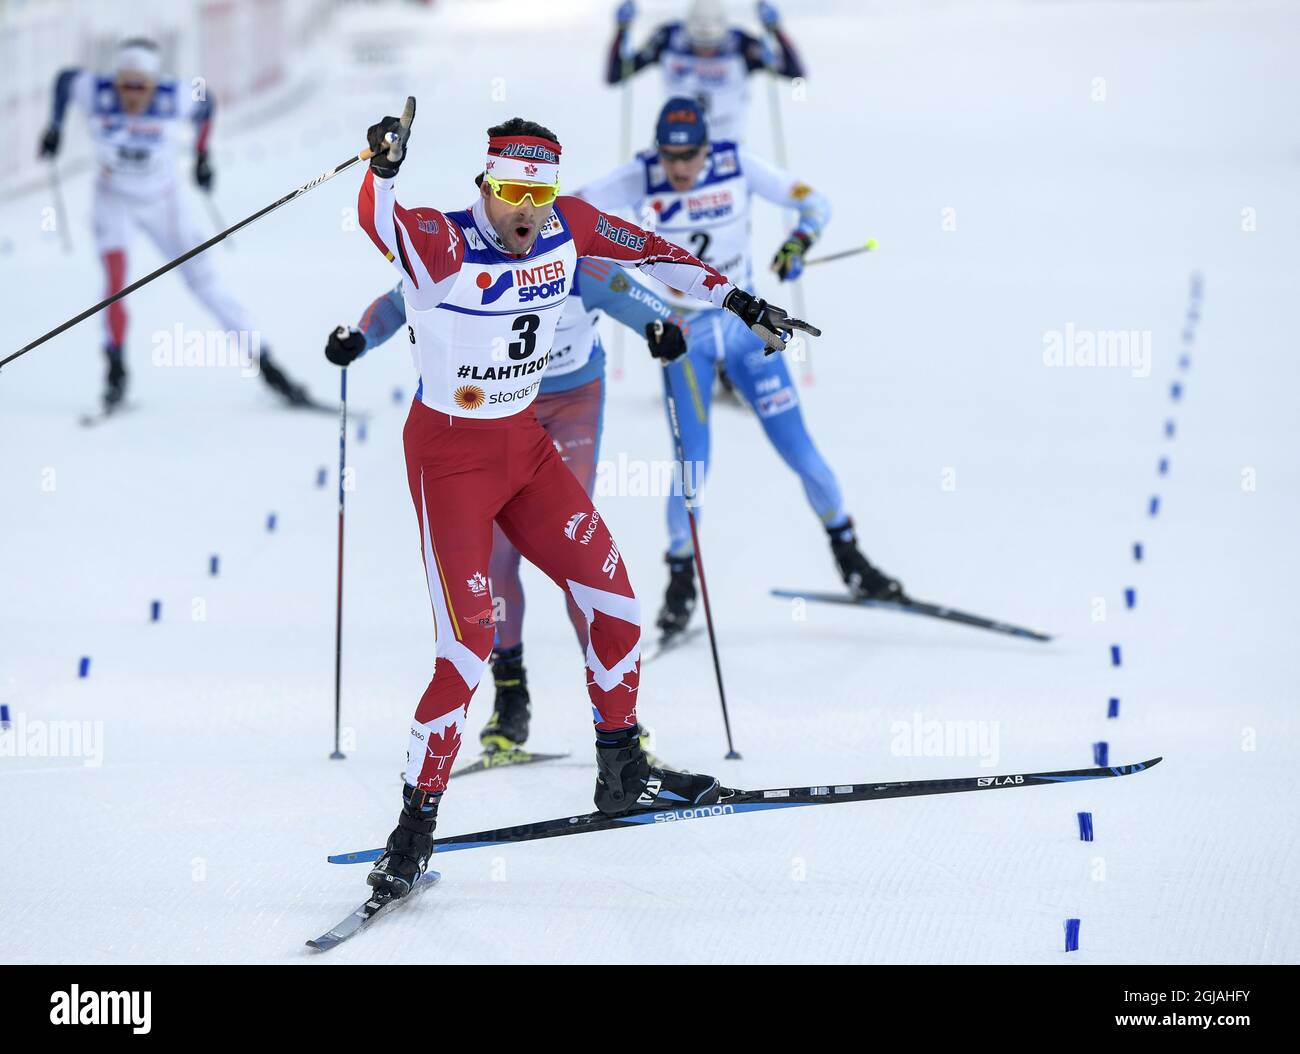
[488, 376, 604, 653]
[402, 399, 640, 794]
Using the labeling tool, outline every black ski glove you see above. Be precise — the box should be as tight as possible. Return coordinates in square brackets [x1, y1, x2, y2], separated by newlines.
[194, 149, 213, 191]
[325, 325, 367, 367]
[723, 287, 821, 354]
[771, 230, 812, 282]
[645, 320, 687, 363]
[39, 125, 60, 159]
[367, 116, 407, 178]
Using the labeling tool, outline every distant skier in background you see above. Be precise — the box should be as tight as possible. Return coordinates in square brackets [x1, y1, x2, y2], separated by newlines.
[38, 38, 313, 413]
[606, 0, 804, 144]
[579, 98, 907, 642]
[326, 256, 694, 757]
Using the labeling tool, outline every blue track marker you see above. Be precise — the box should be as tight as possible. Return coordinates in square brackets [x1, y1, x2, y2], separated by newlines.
[266, 512, 277, 532]
[209, 554, 220, 576]
[150, 600, 161, 622]
[1065, 918, 1081, 952]
[1170, 381, 1182, 401]
[1093, 742, 1109, 766]
[78, 657, 91, 678]
[316, 467, 327, 488]
[1124, 588, 1136, 609]
[1077, 812, 1094, 842]
[1158, 457, 1168, 476]
[1110, 645, 1122, 667]
[1107, 697, 1120, 718]
[1165, 419, 1176, 438]
[1149, 496, 1160, 517]
[1133, 542, 1143, 562]
[1, 704, 10, 729]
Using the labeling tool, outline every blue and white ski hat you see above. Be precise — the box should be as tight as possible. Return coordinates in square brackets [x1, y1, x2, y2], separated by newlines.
[655, 97, 709, 148]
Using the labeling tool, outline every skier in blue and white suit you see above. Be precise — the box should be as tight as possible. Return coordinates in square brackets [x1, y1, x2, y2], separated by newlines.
[605, 0, 804, 144]
[579, 97, 907, 638]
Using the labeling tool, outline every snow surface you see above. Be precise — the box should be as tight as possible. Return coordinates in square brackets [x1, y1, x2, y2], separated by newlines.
[1, 0, 1297, 964]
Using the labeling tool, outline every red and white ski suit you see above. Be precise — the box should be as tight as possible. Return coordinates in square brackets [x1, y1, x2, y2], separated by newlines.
[358, 169, 733, 793]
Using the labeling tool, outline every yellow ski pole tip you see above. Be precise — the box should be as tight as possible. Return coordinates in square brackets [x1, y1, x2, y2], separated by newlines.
[865, 238, 878, 251]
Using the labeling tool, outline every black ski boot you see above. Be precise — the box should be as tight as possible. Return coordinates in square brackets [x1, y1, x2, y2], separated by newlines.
[594, 726, 720, 816]
[257, 347, 311, 407]
[828, 519, 906, 601]
[480, 646, 530, 752]
[103, 344, 127, 411]
[367, 784, 440, 898]
[655, 554, 696, 637]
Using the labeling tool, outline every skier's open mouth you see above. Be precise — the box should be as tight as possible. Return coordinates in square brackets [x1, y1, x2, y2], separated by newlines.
[515, 226, 531, 239]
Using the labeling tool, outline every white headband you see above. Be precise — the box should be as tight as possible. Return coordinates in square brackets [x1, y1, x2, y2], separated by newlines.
[484, 136, 561, 186]
[115, 44, 161, 80]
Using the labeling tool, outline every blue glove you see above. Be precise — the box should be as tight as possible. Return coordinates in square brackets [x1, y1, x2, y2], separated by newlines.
[757, 1, 780, 28]
[616, 0, 636, 27]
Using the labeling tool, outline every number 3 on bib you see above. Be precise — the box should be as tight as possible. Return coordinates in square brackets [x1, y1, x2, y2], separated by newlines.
[508, 314, 540, 360]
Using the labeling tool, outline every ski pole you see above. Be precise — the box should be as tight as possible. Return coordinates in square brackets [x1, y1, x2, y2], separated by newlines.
[201, 193, 232, 249]
[3, 96, 416, 372]
[48, 160, 72, 254]
[805, 238, 878, 268]
[611, 32, 635, 383]
[763, 22, 815, 386]
[654, 322, 741, 760]
[331, 360, 350, 760]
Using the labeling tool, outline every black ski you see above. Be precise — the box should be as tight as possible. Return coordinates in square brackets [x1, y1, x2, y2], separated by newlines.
[451, 748, 569, 777]
[641, 626, 704, 664]
[770, 588, 1053, 642]
[307, 872, 440, 951]
[78, 402, 135, 427]
[328, 757, 1159, 864]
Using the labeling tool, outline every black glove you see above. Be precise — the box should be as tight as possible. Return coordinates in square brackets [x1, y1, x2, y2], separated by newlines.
[645, 320, 687, 363]
[367, 116, 407, 178]
[325, 325, 367, 366]
[723, 288, 821, 354]
[39, 125, 60, 159]
[771, 230, 812, 282]
[194, 150, 213, 191]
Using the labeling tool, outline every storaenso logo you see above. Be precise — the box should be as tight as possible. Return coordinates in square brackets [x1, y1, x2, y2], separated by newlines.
[50, 985, 151, 1034]
[653, 803, 735, 822]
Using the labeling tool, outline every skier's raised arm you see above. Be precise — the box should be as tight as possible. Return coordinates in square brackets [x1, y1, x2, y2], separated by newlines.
[604, 4, 670, 85]
[357, 118, 465, 310]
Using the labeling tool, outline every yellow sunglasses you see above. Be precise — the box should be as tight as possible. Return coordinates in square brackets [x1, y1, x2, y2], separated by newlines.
[484, 173, 561, 208]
